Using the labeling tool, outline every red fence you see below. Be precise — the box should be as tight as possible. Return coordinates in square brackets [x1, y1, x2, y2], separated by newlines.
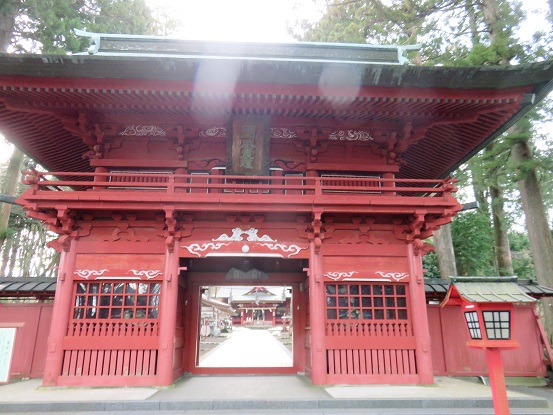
[0, 302, 53, 379]
[428, 305, 547, 376]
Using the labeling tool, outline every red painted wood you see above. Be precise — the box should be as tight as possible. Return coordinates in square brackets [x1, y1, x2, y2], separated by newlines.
[42, 246, 78, 386]
[407, 244, 433, 384]
[486, 348, 511, 415]
[0, 303, 53, 378]
[431, 305, 546, 377]
[157, 246, 179, 385]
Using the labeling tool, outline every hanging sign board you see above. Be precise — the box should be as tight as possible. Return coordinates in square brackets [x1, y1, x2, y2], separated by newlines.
[0, 327, 17, 384]
[227, 115, 270, 176]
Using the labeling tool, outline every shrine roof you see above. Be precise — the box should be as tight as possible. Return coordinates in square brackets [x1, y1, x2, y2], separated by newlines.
[0, 277, 56, 299]
[425, 277, 553, 301]
[0, 43, 552, 178]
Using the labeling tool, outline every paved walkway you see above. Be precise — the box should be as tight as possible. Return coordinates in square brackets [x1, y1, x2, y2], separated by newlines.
[199, 327, 292, 367]
[1, 376, 553, 414]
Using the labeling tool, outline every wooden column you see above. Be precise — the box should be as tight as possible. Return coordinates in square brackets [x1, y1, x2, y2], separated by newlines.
[407, 243, 434, 384]
[308, 241, 327, 384]
[42, 241, 77, 386]
[156, 242, 179, 385]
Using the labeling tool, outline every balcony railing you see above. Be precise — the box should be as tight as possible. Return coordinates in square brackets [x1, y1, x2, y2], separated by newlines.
[23, 171, 456, 196]
[20, 170, 459, 213]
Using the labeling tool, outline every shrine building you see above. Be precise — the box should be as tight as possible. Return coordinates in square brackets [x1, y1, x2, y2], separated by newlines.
[1, 32, 553, 387]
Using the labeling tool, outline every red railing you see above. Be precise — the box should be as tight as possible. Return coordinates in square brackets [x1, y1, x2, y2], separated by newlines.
[22, 170, 457, 199]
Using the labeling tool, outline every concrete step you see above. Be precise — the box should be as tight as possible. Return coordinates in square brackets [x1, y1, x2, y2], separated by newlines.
[1, 396, 551, 414]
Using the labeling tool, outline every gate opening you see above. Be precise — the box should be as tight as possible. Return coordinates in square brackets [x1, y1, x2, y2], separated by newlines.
[197, 285, 293, 368]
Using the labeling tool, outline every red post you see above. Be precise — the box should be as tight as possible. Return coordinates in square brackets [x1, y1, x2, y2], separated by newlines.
[156, 242, 179, 385]
[407, 243, 434, 384]
[486, 347, 511, 415]
[308, 241, 327, 384]
[42, 241, 77, 386]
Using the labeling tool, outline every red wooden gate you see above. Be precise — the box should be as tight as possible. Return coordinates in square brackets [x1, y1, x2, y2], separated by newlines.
[59, 281, 161, 385]
[324, 282, 417, 383]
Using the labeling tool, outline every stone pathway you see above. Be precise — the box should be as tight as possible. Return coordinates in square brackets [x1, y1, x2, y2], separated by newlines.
[199, 327, 292, 367]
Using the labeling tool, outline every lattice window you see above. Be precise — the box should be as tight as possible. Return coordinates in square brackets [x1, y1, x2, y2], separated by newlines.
[483, 310, 511, 340]
[72, 282, 161, 320]
[464, 311, 482, 339]
[325, 283, 408, 321]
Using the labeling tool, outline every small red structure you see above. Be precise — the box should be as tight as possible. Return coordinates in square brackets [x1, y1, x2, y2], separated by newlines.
[442, 277, 537, 415]
[1, 32, 553, 387]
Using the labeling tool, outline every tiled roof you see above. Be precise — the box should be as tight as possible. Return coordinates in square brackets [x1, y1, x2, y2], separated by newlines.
[0, 277, 56, 297]
[425, 277, 553, 300]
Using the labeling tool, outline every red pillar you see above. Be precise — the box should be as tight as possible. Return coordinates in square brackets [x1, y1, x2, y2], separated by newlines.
[407, 243, 434, 384]
[156, 242, 179, 385]
[42, 241, 77, 386]
[308, 241, 327, 385]
[486, 348, 511, 415]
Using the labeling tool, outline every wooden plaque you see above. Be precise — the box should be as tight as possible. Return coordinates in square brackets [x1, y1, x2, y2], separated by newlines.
[227, 115, 270, 176]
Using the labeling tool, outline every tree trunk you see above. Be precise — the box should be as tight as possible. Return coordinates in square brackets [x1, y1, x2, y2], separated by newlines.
[512, 138, 553, 335]
[489, 182, 514, 275]
[468, 157, 490, 214]
[485, 144, 513, 276]
[0, 146, 24, 248]
[433, 224, 458, 278]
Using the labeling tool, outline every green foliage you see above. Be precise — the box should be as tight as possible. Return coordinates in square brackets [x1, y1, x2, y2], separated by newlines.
[422, 250, 440, 279]
[451, 211, 495, 276]
[509, 231, 534, 279]
[11, 0, 171, 53]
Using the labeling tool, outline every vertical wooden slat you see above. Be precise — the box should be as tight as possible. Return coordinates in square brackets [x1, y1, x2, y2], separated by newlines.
[129, 350, 137, 376]
[390, 350, 398, 375]
[396, 350, 404, 375]
[82, 350, 92, 376]
[75, 350, 85, 376]
[384, 350, 392, 375]
[408, 350, 417, 374]
[334, 350, 341, 374]
[149, 350, 158, 375]
[116, 350, 124, 376]
[352, 349, 360, 374]
[346, 349, 354, 374]
[327, 349, 335, 375]
[61, 351, 71, 376]
[122, 350, 131, 376]
[109, 350, 118, 376]
[359, 349, 367, 375]
[340, 350, 347, 375]
[137, 350, 145, 376]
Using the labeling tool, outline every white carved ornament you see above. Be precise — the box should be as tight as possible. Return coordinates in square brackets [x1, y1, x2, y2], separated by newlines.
[181, 242, 231, 257]
[270, 128, 297, 139]
[375, 271, 409, 281]
[128, 270, 164, 279]
[199, 127, 227, 137]
[182, 228, 305, 258]
[329, 130, 374, 141]
[215, 227, 276, 242]
[198, 127, 298, 139]
[259, 243, 303, 257]
[74, 269, 109, 279]
[324, 271, 358, 281]
[118, 125, 166, 136]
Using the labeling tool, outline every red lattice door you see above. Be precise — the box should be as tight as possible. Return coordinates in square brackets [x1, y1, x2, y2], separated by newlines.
[324, 282, 417, 383]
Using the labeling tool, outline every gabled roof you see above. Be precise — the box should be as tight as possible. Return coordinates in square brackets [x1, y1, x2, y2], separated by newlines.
[445, 276, 537, 304]
[0, 41, 552, 179]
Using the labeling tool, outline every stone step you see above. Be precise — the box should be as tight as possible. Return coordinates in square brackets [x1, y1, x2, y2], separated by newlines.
[1, 396, 550, 414]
